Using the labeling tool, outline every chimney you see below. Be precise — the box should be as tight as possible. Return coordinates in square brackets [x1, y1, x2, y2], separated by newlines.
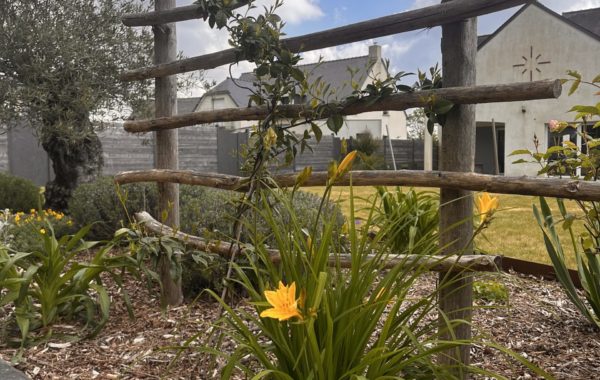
[369, 44, 382, 62]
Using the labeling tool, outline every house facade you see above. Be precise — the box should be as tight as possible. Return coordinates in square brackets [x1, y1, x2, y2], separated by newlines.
[195, 44, 407, 140]
[475, 2, 600, 176]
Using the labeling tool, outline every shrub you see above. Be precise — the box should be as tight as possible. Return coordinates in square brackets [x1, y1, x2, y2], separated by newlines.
[0, 173, 39, 212]
[69, 177, 344, 297]
[374, 187, 439, 255]
[69, 176, 158, 240]
[473, 279, 509, 304]
[6, 209, 76, 252]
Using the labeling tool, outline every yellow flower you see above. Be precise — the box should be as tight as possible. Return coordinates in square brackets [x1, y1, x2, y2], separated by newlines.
[14, 214, 21, 222]
[260, 281, 303, 321]
[40, 228, 46, 235]
[476, 192, 499, 224]
[263, 127, 278, 149]
[337, 150, 357, 175]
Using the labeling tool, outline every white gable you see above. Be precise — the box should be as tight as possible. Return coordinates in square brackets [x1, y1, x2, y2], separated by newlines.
[476, 4, 600, 176]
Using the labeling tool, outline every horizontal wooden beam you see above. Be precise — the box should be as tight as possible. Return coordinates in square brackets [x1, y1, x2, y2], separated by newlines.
[134, 211, 501, 272]
[115, 168, 600, 202]
[122, 1, 251, 27]
[120, 0, 530, 81]
[124, 80, 560, 133]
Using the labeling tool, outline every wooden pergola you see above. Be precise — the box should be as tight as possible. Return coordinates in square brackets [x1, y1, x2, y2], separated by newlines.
[116, 0, 589, 376]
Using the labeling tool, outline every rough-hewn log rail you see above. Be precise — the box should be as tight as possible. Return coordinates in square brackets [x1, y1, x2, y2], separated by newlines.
[120, 0, 530, 81]
[124, 80, 560, 133]
[134, 211, 501, 272]
[114, 169, 600, 202]
[122, 1, 251, 26]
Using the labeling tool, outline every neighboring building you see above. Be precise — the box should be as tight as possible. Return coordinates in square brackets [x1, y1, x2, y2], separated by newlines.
[195, 44, 408, 140]
[475, 2, 600, 176]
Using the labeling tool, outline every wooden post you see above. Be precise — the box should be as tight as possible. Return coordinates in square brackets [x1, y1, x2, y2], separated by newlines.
[492, 119, 500, 175]
[438, 1, 477, 377]
[424, 127, 433, 171]
[154, 0, 182, 306]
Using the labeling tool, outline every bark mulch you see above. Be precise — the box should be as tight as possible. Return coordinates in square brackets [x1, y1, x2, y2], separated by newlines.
[1, 271, 599, 379]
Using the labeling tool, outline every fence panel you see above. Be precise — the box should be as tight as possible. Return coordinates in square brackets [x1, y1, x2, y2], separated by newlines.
[180, 125, 218, 172]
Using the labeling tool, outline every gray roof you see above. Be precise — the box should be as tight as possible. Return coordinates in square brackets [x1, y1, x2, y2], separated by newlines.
[177, 97, 201, 114]
[479, 2, 600, 50]
[563, 7, 600, 37]
[205, 55, 373, 107]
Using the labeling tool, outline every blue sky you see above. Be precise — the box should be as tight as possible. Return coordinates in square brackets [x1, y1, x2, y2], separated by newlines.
[175, 0, 600, 96]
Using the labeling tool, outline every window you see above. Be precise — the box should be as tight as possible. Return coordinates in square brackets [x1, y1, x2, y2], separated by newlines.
[212, 97, 225, 110]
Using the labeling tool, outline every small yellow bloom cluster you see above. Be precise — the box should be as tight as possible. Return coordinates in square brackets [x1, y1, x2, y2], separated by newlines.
[12, 209, 72, 227]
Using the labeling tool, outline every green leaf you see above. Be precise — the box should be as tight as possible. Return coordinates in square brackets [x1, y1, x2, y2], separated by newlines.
[509, 149, 532, 156]
[312, 123, 322, 142]
[326, 114, 344, 133]
[432, 98, 454, 115]
[569, 79, 581, 96]
[592, 74, 600, 83]
[568, 105, 598, 115]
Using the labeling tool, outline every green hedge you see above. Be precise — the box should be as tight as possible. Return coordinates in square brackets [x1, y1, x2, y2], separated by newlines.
[0, 172, 39, 212]
[69, 176, 345, 242]
[69, 177, 158, 240]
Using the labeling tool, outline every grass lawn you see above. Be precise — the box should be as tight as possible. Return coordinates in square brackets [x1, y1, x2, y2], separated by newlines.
[304, 186, 584, 268]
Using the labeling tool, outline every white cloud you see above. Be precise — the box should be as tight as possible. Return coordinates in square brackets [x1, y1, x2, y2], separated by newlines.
[408, 0, 439, 11]
[255, 0, 324, 25]
[541, 0, 600, 12]
[565, 0, 600, 11]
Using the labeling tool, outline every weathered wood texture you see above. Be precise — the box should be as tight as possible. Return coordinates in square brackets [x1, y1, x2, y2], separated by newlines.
[120, 0, 529, 81]
[124, 80, 561, 133]
[134, 211, 502, 272]
[122, 1, 251, 26]
[154, 0, 182, 306]
[0, 132, 8, 172]
[113, 169, 600, 202]
[438, 7, 478, 374]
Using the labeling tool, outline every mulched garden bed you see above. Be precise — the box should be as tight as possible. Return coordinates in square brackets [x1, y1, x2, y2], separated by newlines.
[1, 269, 599, 379]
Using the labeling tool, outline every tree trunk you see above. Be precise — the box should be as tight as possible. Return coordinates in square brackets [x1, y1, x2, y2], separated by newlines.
[41, 124, 103, 211]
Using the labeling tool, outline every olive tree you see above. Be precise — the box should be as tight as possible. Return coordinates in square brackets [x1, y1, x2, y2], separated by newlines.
[0, 0, 153, 210]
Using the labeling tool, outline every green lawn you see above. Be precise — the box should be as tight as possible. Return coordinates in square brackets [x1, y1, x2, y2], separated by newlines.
[304, 186, 583, 268]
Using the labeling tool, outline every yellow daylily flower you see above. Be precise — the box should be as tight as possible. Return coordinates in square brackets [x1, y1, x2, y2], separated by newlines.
[337, 150, 357, 175]
[476, 192, 499, 224]
[260, 281, 303, 321]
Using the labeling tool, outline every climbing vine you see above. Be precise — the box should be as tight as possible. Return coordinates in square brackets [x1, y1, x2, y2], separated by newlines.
[193, 0, 454, 299]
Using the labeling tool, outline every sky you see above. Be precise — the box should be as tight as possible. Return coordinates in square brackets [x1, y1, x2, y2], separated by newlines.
[174, 0, 600, 97]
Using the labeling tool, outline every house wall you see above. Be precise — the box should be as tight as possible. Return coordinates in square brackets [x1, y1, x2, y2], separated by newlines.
[476, 4, 600, 176]
[195, 93, 254, 130]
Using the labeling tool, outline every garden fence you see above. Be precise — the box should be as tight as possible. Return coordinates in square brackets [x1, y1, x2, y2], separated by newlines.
[113, 0, 594, 375]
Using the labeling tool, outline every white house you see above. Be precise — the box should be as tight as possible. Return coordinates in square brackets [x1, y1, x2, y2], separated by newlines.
[475, 2, 600, 176]
[193, 44, 408, 140]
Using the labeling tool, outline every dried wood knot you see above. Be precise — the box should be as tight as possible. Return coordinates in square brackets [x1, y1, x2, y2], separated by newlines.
[565, 180, 580, 193]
